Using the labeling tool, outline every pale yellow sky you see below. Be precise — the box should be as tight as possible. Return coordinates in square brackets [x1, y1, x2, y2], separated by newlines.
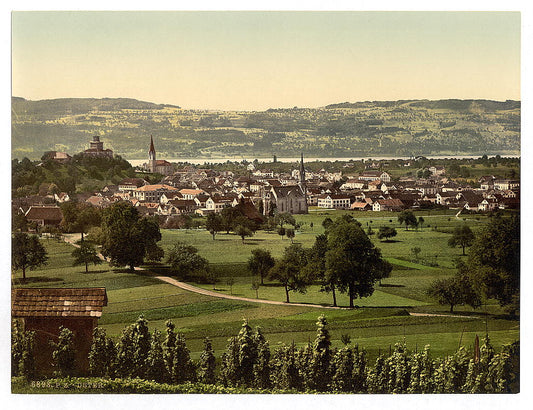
[12, 11, 520, 110]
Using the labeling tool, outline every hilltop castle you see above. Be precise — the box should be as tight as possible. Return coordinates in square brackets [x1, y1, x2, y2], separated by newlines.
[145, 135, 173, 175]
[81, 135, 113, 158]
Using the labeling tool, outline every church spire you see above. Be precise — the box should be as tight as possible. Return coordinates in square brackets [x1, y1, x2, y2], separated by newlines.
[149, 135, 156, 161]
[299, 152, 306, 184]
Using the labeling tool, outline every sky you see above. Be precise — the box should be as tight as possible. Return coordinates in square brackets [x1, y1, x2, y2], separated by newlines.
[11, 10, 521, 111]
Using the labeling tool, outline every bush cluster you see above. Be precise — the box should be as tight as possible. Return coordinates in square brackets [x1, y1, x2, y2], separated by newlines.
[13, 315, 519, 393]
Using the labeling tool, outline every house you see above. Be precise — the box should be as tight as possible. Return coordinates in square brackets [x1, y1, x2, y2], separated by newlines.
[350, 201, 372, 211]
[358, 171, 391, 183]
[436, 191, 459, 206]
[11, 287, 108, 375]
[457, 191, 484, 211]
[494, 180, 520, 191]
[372, 198, 405, 212]
[205, 196, 233, 213]
[340, 178, 366, 190]
[317, 194, 352, 209]
[429, 166, 446, 176]
[179, 188, 207, 200]
[417, 184, 439, 196]
[478, 198, 500, 212]
[25, 206, 63, 227]
[133, 184, 179, 202]
[42, 151, 72, 163]
[118, 178, 147, 192]
[54, 192, 70, 203]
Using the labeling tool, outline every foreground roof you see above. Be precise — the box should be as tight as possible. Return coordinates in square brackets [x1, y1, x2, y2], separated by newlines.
[12, 288, 108, 318]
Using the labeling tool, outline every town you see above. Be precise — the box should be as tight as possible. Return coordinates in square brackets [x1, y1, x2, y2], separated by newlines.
[15, 134, 520, 230]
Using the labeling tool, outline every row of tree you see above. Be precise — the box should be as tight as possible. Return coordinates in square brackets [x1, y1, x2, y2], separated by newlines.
[12, 316, 519, 393]
[427, 215, 519, 314]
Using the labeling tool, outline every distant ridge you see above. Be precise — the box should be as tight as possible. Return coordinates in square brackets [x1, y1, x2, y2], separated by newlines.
[11, 97, 520, 160]
[12, 97, 181, 115]
[325, 99, 520, 111]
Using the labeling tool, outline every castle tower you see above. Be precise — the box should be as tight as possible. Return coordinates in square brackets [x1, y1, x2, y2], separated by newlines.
[148, 135, 156, 172]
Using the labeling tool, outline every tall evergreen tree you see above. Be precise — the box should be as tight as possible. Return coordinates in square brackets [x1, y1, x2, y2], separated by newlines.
[198, 337, 216, 384]
[145, 329, 168, 383]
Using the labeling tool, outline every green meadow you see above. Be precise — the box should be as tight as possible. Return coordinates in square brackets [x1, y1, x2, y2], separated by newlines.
[12, 210, 519, 361]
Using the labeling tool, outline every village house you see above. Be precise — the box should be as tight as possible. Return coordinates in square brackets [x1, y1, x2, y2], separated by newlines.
[350, 201, 372, 211]
[358, 170, 391, 183]
[429, 166, 446, 176]
[340, 178, 366, 190]
[12, 287, 108, 376]
[118, 178, 147, 192]
[25, 206, 63, 227]
[317, 194, 352, 209]
[132, 184, 179, 202]
[372, 198, 405, 212]
[494, 179, 520, 191]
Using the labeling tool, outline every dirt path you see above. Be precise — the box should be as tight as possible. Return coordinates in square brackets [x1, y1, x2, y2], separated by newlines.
[61, 234, 468, 317]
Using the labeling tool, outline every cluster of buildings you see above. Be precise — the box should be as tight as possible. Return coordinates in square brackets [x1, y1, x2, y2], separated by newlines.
[15, 136, 520, 230]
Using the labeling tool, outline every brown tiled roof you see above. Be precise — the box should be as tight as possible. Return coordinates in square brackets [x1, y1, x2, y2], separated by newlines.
[25, 206, 63, 221]
[12, 288, 107, 318]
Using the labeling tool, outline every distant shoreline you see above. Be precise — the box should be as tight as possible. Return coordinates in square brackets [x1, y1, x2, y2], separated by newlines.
[127, 154, 520, 166]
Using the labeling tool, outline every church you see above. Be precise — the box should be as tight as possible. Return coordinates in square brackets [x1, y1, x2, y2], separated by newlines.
[144, 135, 174, 175]
[262, 153, 308, 215]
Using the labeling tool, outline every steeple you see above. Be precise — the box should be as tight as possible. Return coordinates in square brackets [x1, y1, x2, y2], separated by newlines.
[299, 152, 306, 184]
[148, 135, 156, 161]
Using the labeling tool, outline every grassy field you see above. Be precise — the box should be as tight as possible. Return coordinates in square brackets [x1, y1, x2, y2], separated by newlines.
[12, 212, 519, 362]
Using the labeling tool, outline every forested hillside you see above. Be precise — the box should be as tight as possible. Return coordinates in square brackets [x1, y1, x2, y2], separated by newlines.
[12, 97, 520, 160]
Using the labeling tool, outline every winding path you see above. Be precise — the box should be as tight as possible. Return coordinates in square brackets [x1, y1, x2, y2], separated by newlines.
[62, 234, 473, 316]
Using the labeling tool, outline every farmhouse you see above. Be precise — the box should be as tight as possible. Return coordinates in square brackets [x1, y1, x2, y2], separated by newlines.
[12, 287, 108, 376]
[25, 206, 63, 227]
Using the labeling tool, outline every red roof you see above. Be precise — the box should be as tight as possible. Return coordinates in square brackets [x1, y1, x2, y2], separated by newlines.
[12, 288, 108, 318]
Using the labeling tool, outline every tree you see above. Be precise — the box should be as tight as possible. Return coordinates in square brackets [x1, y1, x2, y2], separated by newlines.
[448, 224, 475, 256]
[12, 233, 48, 280]
[325, 217, 392, 308]
[286, 228, 295, 243]
[235, 224, 253, 244]
[427, 272, 481, 313]
[411, 246, 422, 261]
[275, 212, 296, 228]
[220, 206, 243, 234]
[377, 226, 397, 242]
[146, 329, 167, 383]
[306, 234, 338, 306]
[166, 242, 209, 280]
[268, 243, 310, 303]
[248, 248, 275, 285]
[198, 337, 216, 384]
[322, 217, 333, 230]
[462, 216, 519, 310]
[72, 240, 102, 273]
[205, 213, 223, 240]
[398, 210, 418, 230]
[100, 202, 162, 271]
